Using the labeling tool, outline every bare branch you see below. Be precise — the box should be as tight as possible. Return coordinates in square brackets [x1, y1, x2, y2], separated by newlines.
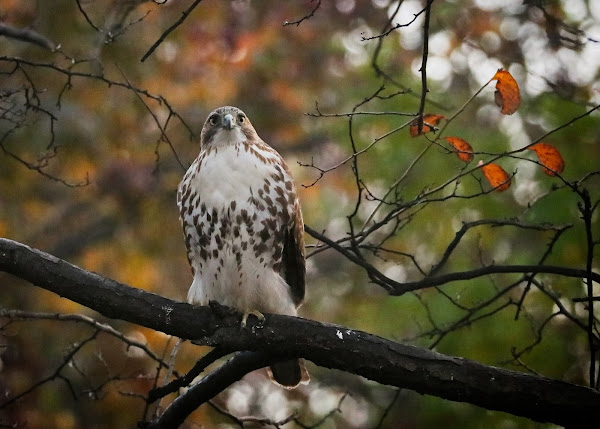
[0, 22, 56, 50]
[116, 66, 186, 171]
[579, 188, 598, 387]
[362, 1, 429, 41]
[0, 308, 172, 371]
[0, 56, 192, 173]
[208, 399, 298, 428]
[373, 389, 400, 429]
[304, 225, 600, 295]
[147, 348, 229, 403]
[416, 0, 434, 135]
[141, 0, 204, 62]
[75, 0, 101, 32]
[0, 331, 98, 408]
[283, 0, 322, 27]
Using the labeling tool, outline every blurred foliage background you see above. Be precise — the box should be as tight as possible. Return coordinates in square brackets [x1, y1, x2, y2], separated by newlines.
[0, 0, 599, 428]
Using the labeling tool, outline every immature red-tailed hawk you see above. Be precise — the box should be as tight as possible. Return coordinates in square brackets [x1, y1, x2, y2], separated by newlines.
[177, 106, 309, 388]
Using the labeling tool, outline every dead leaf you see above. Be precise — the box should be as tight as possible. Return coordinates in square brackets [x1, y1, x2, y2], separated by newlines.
[529, 143, 565, 176]
[409, 113, 445, 137]
[445, 136, 474, 162]
[492, 69, 520, 115]
[479, 161, 511, 191]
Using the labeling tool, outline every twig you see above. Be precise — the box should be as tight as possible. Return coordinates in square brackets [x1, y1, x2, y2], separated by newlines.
[578, 188, 597, 387]
[360, 143, 433, 232]
[0, 331, 99, 408]
[362, 2, 430, 41]
[374, 389, 401, 429]
[116, 66, 186, 171]
[0, 23, 56, 50]
[75, 0, 101, 32]
[0, 308, 171, 370]
[295, 392, 349, 429]
[209, 400, 298, 428]
[416, 0, 434, 134]
[141, 0, 204, 62]
[147, 348, 229, 403]
[283, 0, 322, 27]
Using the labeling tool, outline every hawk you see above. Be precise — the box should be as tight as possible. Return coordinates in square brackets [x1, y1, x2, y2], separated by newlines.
[177, 106, 309, 388]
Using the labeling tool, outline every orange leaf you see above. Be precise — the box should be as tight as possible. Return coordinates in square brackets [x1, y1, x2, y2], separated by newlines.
[445, 136, 474, 162]
[409, 113, 445, 137]
[529, 143, 565, 176]
[479, 161, 511, 192]
[492, 69, 520, 115]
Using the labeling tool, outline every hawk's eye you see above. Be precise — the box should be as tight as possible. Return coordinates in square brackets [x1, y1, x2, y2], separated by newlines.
[209, 115, 219, 126]
[238, 114, 245, 123]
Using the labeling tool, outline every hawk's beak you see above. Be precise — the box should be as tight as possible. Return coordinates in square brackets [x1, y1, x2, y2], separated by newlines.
[223, 113, 234, 130]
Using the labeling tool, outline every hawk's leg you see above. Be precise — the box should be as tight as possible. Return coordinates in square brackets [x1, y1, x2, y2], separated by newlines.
[241, 310, 265, 328]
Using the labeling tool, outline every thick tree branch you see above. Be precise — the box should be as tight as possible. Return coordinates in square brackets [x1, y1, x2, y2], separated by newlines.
[0, 237, 598, 428]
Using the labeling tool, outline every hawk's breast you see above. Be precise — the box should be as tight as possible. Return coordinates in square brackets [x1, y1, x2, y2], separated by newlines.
[177, 141, 299, 315]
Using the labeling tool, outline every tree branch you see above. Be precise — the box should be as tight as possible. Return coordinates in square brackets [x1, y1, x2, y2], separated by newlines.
[283, 0, 322, 27]
[141, 0, 204, 62]
[0, 23, 56, 50]
[578, 188, 598, 387]
[0, 237, 598, 428]
[143, 351, 275, 429]
[416, 0, 434, 134]
[304, 225, 600, 295]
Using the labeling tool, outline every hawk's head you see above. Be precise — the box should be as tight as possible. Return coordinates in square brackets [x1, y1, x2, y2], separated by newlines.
[200, 106, 259, 148]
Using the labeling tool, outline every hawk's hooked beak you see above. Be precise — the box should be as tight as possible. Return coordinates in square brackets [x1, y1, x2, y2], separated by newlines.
[223, 113, 235, 130]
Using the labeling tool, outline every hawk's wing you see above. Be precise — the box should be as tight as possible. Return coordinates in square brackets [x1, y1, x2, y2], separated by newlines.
[282, 184, 305, 307]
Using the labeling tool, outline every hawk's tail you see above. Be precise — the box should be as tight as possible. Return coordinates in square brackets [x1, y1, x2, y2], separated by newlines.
[267, 358, 310, 389]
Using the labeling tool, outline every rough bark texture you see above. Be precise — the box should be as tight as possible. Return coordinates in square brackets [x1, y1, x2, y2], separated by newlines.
[1, 238, 598, 428]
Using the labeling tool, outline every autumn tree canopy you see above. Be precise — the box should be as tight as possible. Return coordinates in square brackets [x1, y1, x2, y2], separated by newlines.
[1, 1, 599, 428]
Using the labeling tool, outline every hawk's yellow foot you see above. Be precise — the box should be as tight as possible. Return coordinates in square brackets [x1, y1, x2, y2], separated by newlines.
[241, 309, 265, 328]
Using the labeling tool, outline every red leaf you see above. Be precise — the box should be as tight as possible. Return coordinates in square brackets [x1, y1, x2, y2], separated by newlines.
[479, 161, 511, 192]
[409, 114, 445, 137]
[492, 69, 520, 115]
[529, 143, 565, 176]
[445, 136, 474, 162]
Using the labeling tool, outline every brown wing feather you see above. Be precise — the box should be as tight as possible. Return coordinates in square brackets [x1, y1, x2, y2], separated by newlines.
[177, 168, 197, 276]
[282, 199, 305, 306]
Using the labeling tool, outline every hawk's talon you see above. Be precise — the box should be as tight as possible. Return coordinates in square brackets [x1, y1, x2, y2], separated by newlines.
[241, 310, 265, 328]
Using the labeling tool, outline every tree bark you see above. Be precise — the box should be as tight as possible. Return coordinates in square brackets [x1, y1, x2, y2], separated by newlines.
[0, 238, 597, 428]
